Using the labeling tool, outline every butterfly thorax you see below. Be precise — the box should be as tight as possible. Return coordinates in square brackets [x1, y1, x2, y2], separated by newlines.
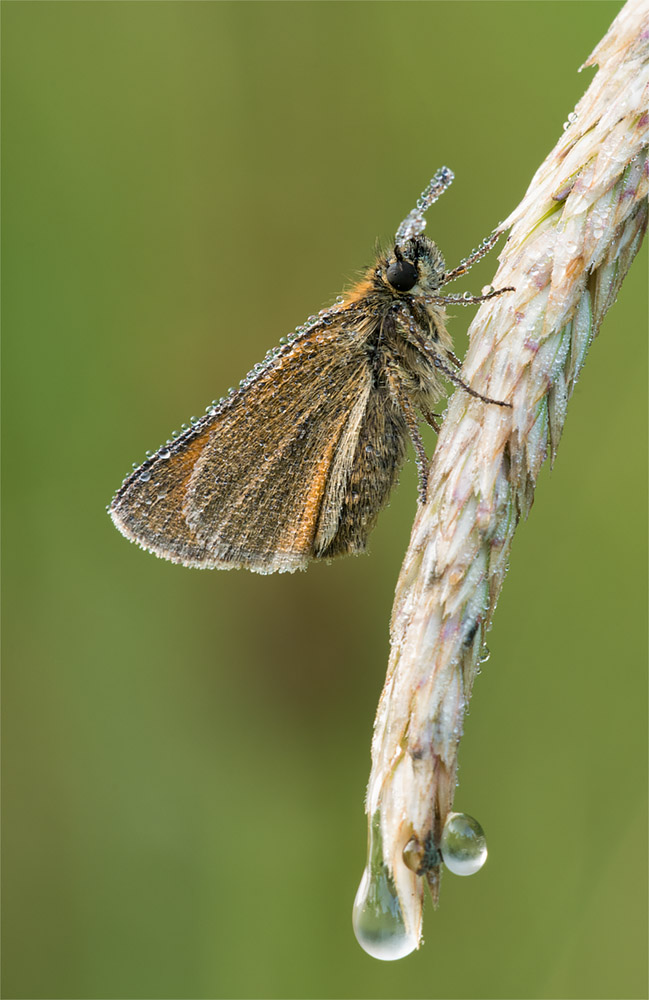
[341, 235, 454, 408]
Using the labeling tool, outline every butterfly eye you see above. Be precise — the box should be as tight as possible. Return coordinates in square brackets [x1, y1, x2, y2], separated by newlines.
[386, 258, 418, 292]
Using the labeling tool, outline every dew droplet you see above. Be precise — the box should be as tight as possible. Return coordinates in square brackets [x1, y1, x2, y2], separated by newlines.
[402, 837, 427, 874]
[138, 469, 152, 483]
[440, 812, 488, 876]
[481, 284, 495, 296]
[352, 812, 418, 961]
[479, 645, 491, 664]
[462, 290, 473, 300]
[402, 833, 441, 874]
[159, 448, 171, 460]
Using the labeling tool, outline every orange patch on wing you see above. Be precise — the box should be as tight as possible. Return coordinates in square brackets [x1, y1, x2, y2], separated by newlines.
[275, 409, 350, 555]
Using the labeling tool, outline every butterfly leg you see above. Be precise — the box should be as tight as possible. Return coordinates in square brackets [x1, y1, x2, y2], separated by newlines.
[426, 286, 515, 307]
[441, 229, 502, 284]
[385, 366, 430, 502]
[420, 405, 441, 434]
[408, 328, 512, 409]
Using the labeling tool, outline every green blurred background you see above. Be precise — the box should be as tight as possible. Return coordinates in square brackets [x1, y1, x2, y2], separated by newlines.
[2, 2, 646, 998]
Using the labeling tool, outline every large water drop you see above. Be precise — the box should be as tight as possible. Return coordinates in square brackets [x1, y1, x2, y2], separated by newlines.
[440, 812, 488, 876]
[352, 813, 419, 961]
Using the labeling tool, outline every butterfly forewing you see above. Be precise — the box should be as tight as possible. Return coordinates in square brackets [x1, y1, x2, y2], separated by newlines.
[110, 317, 406, 573]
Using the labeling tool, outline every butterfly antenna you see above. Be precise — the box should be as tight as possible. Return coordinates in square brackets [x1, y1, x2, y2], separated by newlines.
[395, 167, 455, 246]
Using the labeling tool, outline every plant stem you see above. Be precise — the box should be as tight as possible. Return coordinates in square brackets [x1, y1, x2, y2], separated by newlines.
[364, 0, 648, 949]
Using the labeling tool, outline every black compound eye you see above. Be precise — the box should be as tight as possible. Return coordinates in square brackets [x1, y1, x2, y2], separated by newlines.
[386, 258, 418, 292]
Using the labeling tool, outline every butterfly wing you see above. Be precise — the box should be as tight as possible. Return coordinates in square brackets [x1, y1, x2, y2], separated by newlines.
[110, 320, 396, 573]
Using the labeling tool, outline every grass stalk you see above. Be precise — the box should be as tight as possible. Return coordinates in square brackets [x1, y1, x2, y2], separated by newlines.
[365, 0, 649, 949]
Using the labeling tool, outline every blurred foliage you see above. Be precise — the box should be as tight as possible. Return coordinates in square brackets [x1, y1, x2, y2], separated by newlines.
[2, 2, 646, 998]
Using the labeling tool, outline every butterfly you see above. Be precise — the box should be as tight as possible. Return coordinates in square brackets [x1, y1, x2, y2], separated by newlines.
[109, 167, 513, 573]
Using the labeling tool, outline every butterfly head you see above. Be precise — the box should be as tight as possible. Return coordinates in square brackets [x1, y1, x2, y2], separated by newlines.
[384, 235, 446, 297]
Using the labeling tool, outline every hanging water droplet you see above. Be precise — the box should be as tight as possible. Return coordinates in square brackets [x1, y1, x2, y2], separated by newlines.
[352, 812, 418, 961]
[402, 834, 440, 875]
[462, 290, 473, 300]
[402, 837, 426, 874]
[479, 645, 491, 664]
[440, 812, 488, 876]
